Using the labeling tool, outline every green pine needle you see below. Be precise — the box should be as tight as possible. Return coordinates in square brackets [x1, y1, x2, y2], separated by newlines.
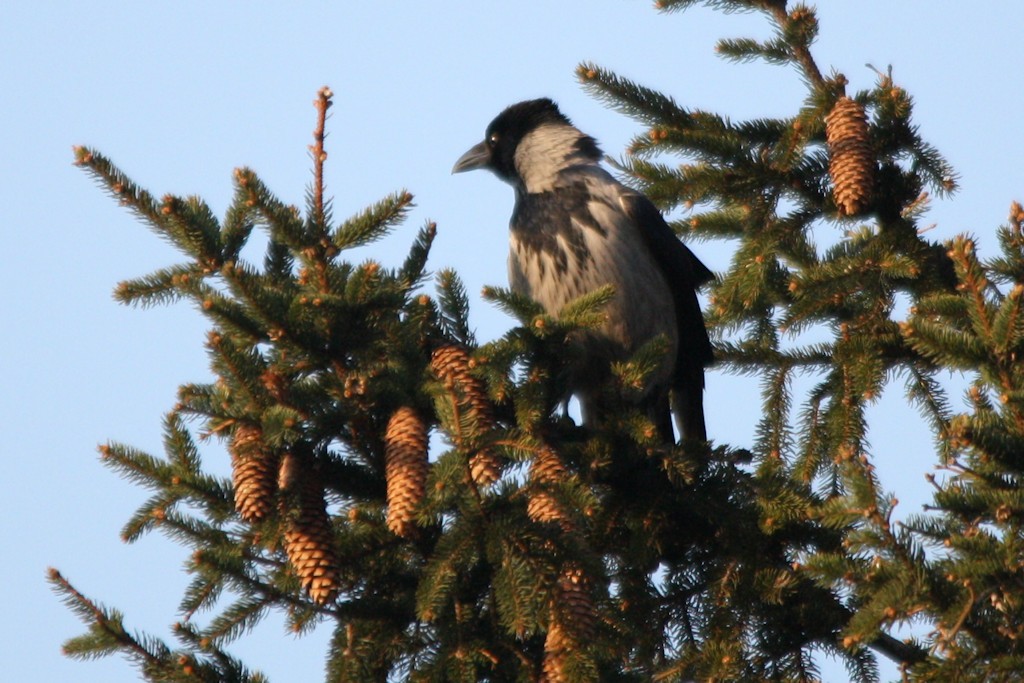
[332, 190, 414, 251]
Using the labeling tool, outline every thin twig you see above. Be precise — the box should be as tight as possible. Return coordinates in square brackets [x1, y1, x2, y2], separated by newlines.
[939, 584, 976, 651]
[310, 86, 333, 229]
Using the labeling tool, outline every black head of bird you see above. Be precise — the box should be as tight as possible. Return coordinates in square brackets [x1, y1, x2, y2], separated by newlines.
[454, 98, 712, 443]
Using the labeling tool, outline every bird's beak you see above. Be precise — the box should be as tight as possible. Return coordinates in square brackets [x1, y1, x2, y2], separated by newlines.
[452, 140, 491, 174]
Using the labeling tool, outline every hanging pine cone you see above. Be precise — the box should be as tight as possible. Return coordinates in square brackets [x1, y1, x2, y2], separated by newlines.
[430, 344, 501, 486]
[384, 406, 429, 538]
[555, 564, 597, 643]
[542, 619, 570, 683]
[279, 451, 341, 605]
[825, 96, 875, 216]
[527, 490, 566, 527]
[230, 423, 278, 522]
[543, 564, 596, 682]
[467, 452, 500, 487]
[527, 447, 573, 529]
[430, 345, 495, 423]
[532, 446, 568, 483]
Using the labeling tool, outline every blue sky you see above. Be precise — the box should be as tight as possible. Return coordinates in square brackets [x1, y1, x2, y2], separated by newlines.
[5, 3, 1024, 681]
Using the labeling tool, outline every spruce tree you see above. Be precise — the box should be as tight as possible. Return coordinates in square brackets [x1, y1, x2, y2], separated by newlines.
[51, 4, 1024, 682]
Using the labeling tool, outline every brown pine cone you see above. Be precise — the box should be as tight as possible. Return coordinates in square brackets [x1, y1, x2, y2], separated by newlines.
[230, 423, 278, 522]
[542, 619, 570, 683]
[531, 446, 568, 484]
[430, 344, 501, 486]
[384, 406, 429, 537]
[527, 491, 566, 527]
[555, 564, 596, 643]
[279, 452, 340, 605]
[527, 447, 573, 529]
[826, 96, 875, 216]
[542, 564, 597, 681]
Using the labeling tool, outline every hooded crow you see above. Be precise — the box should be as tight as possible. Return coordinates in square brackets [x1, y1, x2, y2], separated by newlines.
[454, 98, 712, 442]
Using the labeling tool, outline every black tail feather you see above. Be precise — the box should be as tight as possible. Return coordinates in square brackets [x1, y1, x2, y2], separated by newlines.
[673, 372, 707, 443]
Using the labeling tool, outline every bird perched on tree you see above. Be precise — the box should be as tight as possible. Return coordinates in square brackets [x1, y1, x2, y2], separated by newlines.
[453, 98, 712, 442]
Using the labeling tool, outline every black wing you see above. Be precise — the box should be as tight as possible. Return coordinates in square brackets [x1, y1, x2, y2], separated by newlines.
[620, 191, 713, 441]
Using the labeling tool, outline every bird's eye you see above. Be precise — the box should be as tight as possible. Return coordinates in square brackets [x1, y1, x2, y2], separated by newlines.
[488, 133, 500, 146]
